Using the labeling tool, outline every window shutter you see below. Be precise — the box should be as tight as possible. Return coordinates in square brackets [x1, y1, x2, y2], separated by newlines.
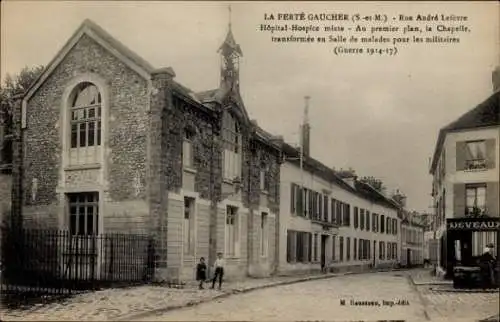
[290, 183, 296, 214]
[307, 233, 312, 262]
[486, 182, 499, 217]
[453, 183, 466, 216]
[331, 235, 335, 261]
[318, 194, 323, 219]
[485, 139, 496, 169]
[456, 141, 467, 171]
[331, 199, 335, 223]
[324, 195, 329, 221]
[235, 211, 241, 257]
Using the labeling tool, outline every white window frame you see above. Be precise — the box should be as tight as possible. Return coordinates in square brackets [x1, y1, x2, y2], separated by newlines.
[222, 111, 242, 181]
[67, 192, 99, 236]
[465, 184, 487, 216]
[182, 130, 194, 170]
[465, 140, 487, 170]
[68, 82, 103, 166]
[183, 196, 196, 256]
[260, 212, 269, 257]
[225, 205, 240, 258]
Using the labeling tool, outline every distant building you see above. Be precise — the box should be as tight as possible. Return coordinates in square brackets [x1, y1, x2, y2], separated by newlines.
[429, 66, 500, 276]
[400, 210, 425, 267]
[278, 104, 401, 275]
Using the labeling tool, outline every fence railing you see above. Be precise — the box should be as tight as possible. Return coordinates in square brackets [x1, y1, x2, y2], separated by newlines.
[1, 227, 156, 305]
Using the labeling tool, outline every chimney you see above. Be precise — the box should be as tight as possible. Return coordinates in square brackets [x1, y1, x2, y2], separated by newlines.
[335, 168, 357, 188]
[492, 66, 500, 93]
[301, 96, 311, 157]
[392, 189, 407, 208]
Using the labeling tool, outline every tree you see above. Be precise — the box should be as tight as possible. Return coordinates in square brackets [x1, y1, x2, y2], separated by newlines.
[359, 176, 386, 194]
[0, 65, 44, 122]
[1, 65, 44, 168]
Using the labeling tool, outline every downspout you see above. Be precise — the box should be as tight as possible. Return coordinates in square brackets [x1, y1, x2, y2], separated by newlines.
[246, 134, 253, 277]
[273, 145, 282, 275]
[208, 120, 217, 278]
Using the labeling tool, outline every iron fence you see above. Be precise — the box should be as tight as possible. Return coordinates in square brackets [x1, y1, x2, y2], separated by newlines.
[1, 227, 156, 306]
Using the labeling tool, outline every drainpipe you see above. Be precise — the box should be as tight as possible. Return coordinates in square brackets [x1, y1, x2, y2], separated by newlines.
[208, 129, 217, 279]
[247, 141, 253, 277]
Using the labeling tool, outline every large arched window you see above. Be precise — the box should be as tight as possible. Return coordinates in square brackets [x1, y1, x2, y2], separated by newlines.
[222, 111, 241, 180]
[69, 82, 102, 165]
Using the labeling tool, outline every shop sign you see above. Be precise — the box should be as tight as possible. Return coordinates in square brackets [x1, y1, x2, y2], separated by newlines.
[447, 219, 500, 231]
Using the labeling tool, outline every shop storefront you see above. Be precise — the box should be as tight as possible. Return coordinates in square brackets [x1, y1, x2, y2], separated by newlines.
[444, 217, 499, 279]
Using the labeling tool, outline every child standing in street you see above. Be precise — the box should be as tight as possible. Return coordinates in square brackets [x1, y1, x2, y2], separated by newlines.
[211, 252, 225, 290]
[196, 257, 207, 289]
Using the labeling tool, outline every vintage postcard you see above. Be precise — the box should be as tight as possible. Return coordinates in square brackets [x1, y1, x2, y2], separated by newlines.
[0, 1, 499, 321]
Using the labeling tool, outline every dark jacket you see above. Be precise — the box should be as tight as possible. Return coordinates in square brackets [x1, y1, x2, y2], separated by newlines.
[479, 252, 495, 264]
[196, 263, 207, 281]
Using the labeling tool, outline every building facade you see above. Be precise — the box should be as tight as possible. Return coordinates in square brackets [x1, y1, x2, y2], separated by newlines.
[400, 211, 425, 267]
[11, 19, 281, 282]
[278, 117, 401, 275]
[429, 67, 500, 276]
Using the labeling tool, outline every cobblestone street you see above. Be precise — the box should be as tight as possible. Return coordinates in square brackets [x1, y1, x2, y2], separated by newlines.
[2, 269, 498, 321]
[135, 271, 427, 321]
[134, 270, 499, 322]
[0, 273, 338, 321]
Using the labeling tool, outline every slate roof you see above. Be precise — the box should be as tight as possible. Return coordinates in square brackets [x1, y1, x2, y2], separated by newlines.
[218, 28, 243, 56]
[354, 180, 401, 210]
[281, 142, 400, 210]
[430, 91, 500, 174]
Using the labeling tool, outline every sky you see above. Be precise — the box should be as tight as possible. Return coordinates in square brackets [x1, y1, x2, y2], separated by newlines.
[1, 1, 499, 212]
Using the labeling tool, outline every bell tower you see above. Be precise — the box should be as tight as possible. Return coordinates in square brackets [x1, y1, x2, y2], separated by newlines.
[218, 5, 243, 92]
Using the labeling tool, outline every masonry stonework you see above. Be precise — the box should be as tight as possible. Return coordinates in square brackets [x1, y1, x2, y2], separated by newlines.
[11, 19, 284, 284]
[22, 34, 150, 232]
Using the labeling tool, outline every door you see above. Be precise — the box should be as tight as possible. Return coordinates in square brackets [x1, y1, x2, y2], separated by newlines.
[407, 249, 412, 268]
[321, 235, 327, 271]
[373, 241, 377, 267]
[66, 192, 101, 282]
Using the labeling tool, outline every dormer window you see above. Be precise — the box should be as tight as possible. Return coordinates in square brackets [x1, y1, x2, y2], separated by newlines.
[222, 111, 241, 180]
[69, 82, 102, 165]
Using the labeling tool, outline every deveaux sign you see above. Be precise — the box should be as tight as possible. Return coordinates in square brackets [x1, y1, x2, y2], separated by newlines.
[447, 220, 500, 231]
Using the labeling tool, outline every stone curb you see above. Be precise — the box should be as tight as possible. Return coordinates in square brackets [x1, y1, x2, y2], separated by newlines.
[478, 313, 500, 322]
[412, 281, 453, 286]
[115, 268, 407, 321]
[428, 287, 500, 293]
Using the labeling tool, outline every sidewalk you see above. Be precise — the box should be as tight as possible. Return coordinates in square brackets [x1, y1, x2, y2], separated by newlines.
[408, 268, 499, 322]
[407, 268, 452, 286]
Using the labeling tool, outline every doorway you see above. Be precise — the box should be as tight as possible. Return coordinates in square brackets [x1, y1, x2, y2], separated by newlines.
[321, 235, 327, 272]
[407, 249, 412, 268]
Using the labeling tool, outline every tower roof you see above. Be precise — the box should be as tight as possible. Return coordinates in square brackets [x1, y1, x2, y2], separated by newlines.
[218, 28, 243, 56]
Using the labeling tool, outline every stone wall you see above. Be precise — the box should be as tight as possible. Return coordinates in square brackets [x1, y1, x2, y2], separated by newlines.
[162, 94, 218, 198]
[22, 34, 150, 230]
[0, 174, 11, 223]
